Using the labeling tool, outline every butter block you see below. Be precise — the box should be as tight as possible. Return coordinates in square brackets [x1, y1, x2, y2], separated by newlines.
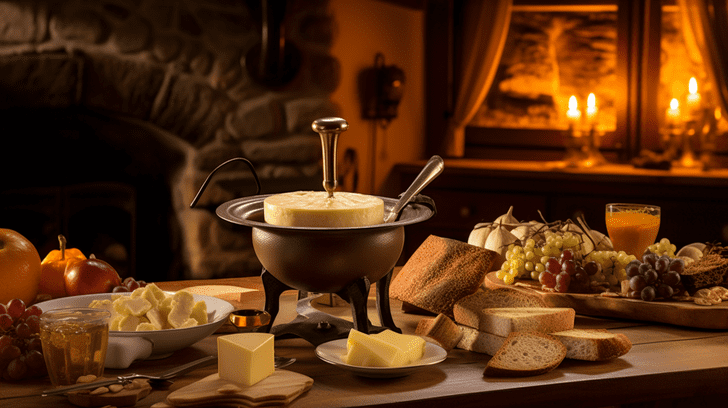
[264, 191, 384, 227]
[217, 333, 275, 386]
[372, 330, 426, 365]
[345, 329, 402, 367]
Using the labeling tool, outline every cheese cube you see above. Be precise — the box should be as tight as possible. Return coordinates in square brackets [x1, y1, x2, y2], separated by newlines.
[372, 330, 426, 365]
[168, 290, 195, 328]
[217, 333, 275, 386]
[190, 301, 208, 325]
[345, 329, 402, 367]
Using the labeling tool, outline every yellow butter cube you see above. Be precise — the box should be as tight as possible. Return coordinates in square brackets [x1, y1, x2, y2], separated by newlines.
[168, 291, 195, 328]
[136, 322, 159, 331]
[372, 330, 425, 365]
[217, 333, 275, 386]
[345, 329, 402, 367]
[124, 297, 152, 317]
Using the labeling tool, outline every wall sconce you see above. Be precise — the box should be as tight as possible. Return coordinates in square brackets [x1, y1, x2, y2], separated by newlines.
[358, 53, 405, 127]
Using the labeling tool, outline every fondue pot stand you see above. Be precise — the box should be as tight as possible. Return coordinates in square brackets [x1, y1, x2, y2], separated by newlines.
[191, 118, 440, 345]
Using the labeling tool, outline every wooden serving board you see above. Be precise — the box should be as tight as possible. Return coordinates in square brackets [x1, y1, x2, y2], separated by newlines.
[162, 370, 313, 407]
[484, 272, 728, 330]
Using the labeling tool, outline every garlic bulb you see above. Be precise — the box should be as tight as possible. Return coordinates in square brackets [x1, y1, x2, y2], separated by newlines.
[484, 224, 519, 271]
[510, 224, 534, 242]
[468, 222, 494, 247]
[494, 206, 519, 230]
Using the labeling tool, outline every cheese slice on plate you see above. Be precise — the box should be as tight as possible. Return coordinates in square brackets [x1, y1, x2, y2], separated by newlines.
[217, 333, 275, 386]
[264, 191, 384, 227]
[344, 329, 426, 367]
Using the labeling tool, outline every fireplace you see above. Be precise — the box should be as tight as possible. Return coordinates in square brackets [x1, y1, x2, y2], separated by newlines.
[0, 0, 339, 280]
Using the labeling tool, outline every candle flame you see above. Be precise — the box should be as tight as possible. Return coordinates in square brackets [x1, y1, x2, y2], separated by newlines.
[569, 95, 577, 110]
[587, 93, 596, 109]
[689, 77, 698, 94]
[670, 98, 679, 110]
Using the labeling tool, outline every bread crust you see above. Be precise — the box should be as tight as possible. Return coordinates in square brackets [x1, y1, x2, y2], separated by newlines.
[550, 329, 632, 361]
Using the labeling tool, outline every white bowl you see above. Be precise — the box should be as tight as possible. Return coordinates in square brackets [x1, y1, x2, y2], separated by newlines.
[36, 292, 234, 369]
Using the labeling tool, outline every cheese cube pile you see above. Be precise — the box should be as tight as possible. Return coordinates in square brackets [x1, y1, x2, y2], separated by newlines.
[88, 283, 208, 331]
[344, 329, 426, 367]
[217, 333, 275, 386]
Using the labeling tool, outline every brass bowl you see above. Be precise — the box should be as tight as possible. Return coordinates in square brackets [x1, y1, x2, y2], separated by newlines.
[216, 195, 434, 293]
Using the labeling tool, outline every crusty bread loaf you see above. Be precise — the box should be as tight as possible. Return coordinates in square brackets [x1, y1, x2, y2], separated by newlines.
[456, 324, 505, 355]
[455, 307, 575, 337]
[390, 235, 496, 317]
[416, 314, 462, 352]
[483, 332, 566, 377]
[549, 329, 632, 361]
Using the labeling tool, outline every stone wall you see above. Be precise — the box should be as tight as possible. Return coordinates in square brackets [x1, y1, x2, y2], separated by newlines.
[0, 0, 339, 279]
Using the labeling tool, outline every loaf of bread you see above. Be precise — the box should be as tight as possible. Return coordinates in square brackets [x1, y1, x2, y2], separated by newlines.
[454, 288, 547, 316]
[389, 235, 496, 317]
[549, 329, 632, 361]
[415, 314, 462, 352]
[456, 324, 505, 356]
[454, 307, 574, 337]
[483, 332, 567, 377]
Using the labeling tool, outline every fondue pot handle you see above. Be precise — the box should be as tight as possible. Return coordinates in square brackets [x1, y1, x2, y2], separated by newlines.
[189, 157, 261, 208]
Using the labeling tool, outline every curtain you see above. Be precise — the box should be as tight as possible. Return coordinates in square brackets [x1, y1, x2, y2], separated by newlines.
[678, 0, 728, 119]
[444, 0, 512, 157]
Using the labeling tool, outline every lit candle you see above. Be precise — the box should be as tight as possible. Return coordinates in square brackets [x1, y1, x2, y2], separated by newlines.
[686, 77, 701, 115]
[566, 95, 581, 133]
[586, 93, 597, 128]
[666, 98, 681, 126]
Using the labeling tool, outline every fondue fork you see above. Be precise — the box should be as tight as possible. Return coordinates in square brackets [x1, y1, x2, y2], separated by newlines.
[384, 155, 444, 223]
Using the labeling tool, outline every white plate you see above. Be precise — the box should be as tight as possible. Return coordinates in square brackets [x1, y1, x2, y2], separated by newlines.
[315, 339, 447, 378]
[35, 292, 234, 369]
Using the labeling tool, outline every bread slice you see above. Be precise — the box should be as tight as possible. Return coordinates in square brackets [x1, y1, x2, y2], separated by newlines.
[456, 324, 506, 356]
[453, 288, 548, 328]
[549, 329, 632, 361]
[415, 314, 463, 352]
[455, 307, 575, 337]
[484, 332, 567, 377]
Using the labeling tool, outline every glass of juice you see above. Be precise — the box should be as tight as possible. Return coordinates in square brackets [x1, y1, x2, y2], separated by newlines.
[605, 203, 661, 258]
[40, 308, 110, 387]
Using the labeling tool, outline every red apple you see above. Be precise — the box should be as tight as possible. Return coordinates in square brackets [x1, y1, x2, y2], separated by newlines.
[64, 254, 122, 296]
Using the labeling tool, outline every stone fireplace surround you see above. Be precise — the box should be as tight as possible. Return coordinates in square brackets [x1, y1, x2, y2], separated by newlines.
[0, 0, 340, 280]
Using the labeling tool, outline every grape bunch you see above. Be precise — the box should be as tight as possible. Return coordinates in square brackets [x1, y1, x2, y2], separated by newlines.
[625, 253, 685, 301]
[496, 230, 585, 285]
[537, 249, 602, 293]
[112, 277, 148, 293]
[0, 299, 47, 381]
[646, 238, 677, 257]
[584, 250, 638, 286]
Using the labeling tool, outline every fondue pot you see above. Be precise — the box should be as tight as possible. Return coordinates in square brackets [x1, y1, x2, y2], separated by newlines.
[191, 118, 442, 345]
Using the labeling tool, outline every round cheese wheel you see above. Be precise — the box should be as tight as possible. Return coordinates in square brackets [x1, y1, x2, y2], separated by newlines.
[263, 191, 384, 227]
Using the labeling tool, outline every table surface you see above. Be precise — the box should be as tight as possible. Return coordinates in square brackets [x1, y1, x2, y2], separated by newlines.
[5, 276, 728, 408]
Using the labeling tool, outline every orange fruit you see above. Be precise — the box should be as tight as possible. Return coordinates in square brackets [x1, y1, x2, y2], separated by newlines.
[39, 235, 86, 298]
[0, 229, 42, 305]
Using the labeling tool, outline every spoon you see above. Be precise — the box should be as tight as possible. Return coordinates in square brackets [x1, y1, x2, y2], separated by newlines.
[229, 309, 296, 369]
[383, 155, 444, 223]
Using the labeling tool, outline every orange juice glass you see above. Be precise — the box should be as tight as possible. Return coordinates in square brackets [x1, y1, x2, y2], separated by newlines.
[605, 203, 661, 257]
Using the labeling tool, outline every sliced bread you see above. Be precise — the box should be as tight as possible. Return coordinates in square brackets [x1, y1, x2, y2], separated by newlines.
[549, 329, 632, 361]
[415, 314, 463, 352]
[455, 307, 575, 337]
[483, 332, 567, 377]
[456, 324, 506, 356]
[453, 288, 548, 328]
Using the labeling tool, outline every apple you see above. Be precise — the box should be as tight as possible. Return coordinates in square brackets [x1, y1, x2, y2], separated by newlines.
[64, 254, 122, 296]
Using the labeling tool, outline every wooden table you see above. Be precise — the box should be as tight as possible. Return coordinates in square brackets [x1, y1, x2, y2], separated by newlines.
[5, 276, 728, 408]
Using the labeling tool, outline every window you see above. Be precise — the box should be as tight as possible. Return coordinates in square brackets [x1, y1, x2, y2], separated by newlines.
[425, 0, 727, 165]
